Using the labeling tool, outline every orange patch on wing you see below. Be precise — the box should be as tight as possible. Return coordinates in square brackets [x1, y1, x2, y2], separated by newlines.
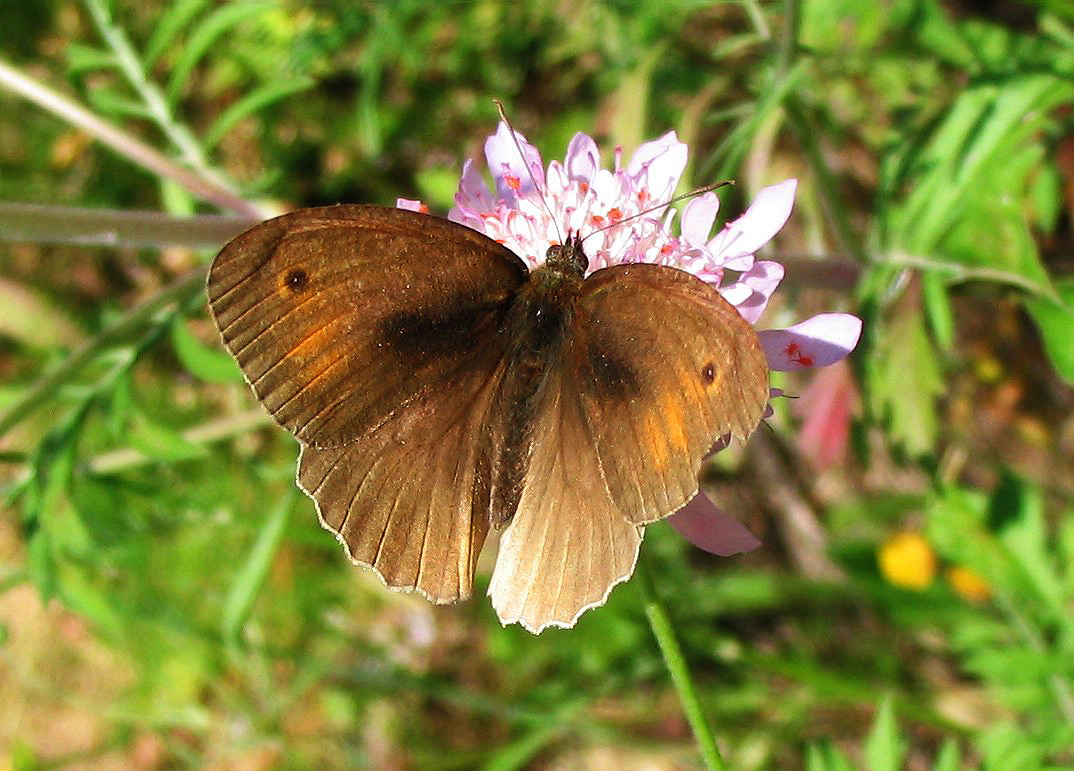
[659, 393, 689, 456]
[642, 410, 670, 472]
[281, 322, 337, 366]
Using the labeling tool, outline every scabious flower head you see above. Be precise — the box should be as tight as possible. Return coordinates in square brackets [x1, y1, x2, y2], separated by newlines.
[400, 122, 862, 555]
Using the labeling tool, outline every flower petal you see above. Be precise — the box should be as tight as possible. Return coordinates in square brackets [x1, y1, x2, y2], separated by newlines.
[485, 121, 545, 202]
[626, 130, 687, 202]
[565, 132, 600, 183]
[794, 359, 859, 470]
[680, 192, 719, 245]
[718, 260, 785, 324]
[666, 493, 762, 556]
[708, 179, 797, 268]
[758, 312, 863, 371]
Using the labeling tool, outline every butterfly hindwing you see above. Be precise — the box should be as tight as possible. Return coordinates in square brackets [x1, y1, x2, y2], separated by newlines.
[297, 354, 509, 603]
[487, 358, 643, 632]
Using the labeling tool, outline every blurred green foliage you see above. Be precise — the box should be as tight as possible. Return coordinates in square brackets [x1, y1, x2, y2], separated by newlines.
[1, 0, 1073, 768]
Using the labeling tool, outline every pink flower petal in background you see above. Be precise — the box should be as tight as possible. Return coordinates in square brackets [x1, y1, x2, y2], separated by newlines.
[707, 179, 797, 271]
[667, 492, 762, 556]
[759, 313, 863, 371]
[794, 359, 860, 470]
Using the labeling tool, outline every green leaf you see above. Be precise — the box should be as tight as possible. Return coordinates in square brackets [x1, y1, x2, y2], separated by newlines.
[64, 42, 117, 77]
[865, 694, 905, 771]
[932, 738, 961, 771]
[993, 475, 1067, 623]
[806, 742, 856, 771]
[221, 486, 295, 646]
[170, 318, 243, 384]
[884, 74, 1071, 297]
[57, 564, 123, 636]
[204, 76, 314, 150]
[127, 412, 209, 463]
[1025, 279, 1074, 385]
[86, 88, 154, 121]
[166, 1, 280, 107]
[870, 309, 944, 456]
[921, 271, 954, 351]
[144, 0, 213, 68]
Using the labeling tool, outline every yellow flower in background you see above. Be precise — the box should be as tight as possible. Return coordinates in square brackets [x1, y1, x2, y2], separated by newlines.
[946, 566, 991, 602]
[878, 532, 936, 590]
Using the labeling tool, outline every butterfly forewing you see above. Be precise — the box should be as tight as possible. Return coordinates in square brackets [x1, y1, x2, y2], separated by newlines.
[564, 263, 769, 525]
[207, 205, 528, 448]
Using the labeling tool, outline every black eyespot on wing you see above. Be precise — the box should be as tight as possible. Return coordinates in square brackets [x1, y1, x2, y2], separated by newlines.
[701, 362, 715, 384]
[285, 268, 309, 291]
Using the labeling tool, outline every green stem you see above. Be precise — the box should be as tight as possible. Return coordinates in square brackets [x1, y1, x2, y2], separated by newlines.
[83, 0, 242, 201]
[636, 560, 727, 771]
[0, 202, 260, 248]
[0, 57, 262, 218]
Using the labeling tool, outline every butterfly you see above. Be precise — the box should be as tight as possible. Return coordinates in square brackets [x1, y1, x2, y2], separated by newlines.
[207, 201, 769, 633]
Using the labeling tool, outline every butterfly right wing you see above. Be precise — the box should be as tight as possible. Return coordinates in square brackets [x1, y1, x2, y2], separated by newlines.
[208, 205, 528, 448]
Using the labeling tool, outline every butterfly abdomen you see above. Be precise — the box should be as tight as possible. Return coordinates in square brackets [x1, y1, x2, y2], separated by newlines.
[486, 268, 581, 527]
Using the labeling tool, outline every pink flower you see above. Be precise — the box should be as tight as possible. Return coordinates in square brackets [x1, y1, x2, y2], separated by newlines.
[399, 122, 861, 557]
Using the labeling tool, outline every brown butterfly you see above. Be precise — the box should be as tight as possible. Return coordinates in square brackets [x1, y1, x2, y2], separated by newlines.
[207, 202, 769, 632]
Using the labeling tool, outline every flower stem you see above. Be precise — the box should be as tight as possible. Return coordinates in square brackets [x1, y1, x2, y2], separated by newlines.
[636, 559, 727, 771]
[0, 57, 262, 218]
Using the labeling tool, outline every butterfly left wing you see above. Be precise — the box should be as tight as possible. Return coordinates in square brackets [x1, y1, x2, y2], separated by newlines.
[564, 263, 769, 525]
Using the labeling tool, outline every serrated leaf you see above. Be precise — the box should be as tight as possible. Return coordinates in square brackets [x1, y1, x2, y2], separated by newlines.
[871, 309, 944, 456]
[994, 475, 1067, 623]
[171, 318, 243, 384]
[1025, 279, 1074, 385]
[204, 76, 314, 150]
[166, 1, 280, 107]
[865, 694, 905, 771]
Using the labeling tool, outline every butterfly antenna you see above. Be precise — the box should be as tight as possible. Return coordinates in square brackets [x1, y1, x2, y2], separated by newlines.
[493, 99, 564, 244]
[579, 180, 735, 247]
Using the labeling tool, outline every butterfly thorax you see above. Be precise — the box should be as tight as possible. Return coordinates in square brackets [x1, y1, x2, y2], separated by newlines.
[542, 233, 588, 278]
[485, 238, 587, 528]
